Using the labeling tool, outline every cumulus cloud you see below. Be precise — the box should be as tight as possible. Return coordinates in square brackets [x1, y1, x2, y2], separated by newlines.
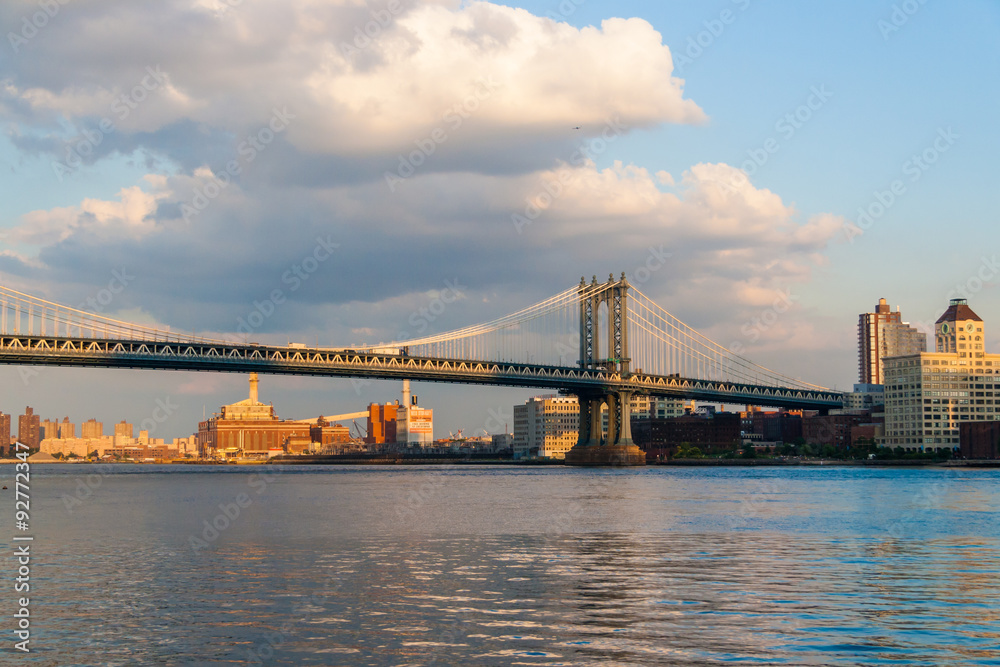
[7, 176, 169, 246]
[2, 0, 702, 180]
[3, 156, 844, 350]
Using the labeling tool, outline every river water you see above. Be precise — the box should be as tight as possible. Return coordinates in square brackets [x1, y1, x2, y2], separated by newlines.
[2, 464, 999, 665]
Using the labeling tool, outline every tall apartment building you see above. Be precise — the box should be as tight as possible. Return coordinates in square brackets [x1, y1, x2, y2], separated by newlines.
[365, 403, 398, 444]
[17, 407, 40, 449]
[58, 417, 75, 439]
[513, 395, 579, 459]
[859, 298, 927, 385]
[114, 420, 134, 438]
[81, 419, 103, 439]
[0, 412, 10, 453]
[40, 419, 59, 440]
[884, 299, 999, 450]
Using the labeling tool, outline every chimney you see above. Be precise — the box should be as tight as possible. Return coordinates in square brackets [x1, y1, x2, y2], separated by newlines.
[397, 380, 411, 445]
[249, 373, 259, 403]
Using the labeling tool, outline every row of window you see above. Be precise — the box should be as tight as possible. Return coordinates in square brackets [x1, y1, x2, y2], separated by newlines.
[889, 358, 996, 369]
[885, 438, 959, 445]
[888, 408, 996, 419]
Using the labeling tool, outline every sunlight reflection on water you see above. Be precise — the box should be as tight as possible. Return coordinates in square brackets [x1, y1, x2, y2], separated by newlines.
[4, 464, 999, 665]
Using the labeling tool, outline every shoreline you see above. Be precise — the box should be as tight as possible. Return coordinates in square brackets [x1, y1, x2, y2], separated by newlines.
[2, 457, 997, 467]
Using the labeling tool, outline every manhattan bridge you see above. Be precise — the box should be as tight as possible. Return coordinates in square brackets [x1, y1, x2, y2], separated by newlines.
[0, 274, 841, 465]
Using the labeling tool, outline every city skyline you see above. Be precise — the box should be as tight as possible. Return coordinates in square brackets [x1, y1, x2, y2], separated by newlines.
[1, 0, 998, 435]
[3, 3, 998, 663]
[0, 291, 987, 442]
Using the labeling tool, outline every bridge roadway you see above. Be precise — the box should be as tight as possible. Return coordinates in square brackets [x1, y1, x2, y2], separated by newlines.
[0, 334, 844, 410]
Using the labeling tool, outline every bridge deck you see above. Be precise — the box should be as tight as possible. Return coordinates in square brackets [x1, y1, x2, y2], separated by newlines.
[0, 335, 843, 410]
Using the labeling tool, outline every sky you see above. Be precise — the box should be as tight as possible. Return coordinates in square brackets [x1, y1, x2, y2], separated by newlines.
[1, 0, 998, 440]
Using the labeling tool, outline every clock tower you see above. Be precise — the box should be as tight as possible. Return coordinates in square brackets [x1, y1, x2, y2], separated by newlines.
[935, 298, 984, 358]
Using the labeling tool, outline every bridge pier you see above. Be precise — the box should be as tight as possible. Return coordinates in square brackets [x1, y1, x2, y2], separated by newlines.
[565, 390, 645, 466]
[575, 395, 603, 448]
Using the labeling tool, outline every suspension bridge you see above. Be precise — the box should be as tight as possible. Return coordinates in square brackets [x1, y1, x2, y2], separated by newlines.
[0, 274, 842, 465]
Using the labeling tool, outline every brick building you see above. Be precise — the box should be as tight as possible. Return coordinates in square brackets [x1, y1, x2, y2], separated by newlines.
[0, 412, 10, 454]
[803, 413, 871, 450]
[17, 407, 40, 449]
[632, 413, 741, 457]
[959, 421, 1000, 459]
[365, 403, 398, 444]
[197, 374, 312, 456]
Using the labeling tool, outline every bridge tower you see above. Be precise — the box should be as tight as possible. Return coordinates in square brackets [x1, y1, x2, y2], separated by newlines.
[566, 273, 646, 466]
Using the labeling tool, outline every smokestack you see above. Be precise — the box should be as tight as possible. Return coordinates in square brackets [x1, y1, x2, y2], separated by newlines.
[249, 373, 259, 403]
[397, 379, 411, 445]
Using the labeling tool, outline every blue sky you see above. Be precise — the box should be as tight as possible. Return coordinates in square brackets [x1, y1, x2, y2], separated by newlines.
[1, 0, 998, 438]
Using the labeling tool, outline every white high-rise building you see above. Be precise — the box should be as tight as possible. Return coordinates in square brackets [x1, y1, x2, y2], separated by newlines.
[884, 299, 1000, 450]
[513, 395, 579, 459]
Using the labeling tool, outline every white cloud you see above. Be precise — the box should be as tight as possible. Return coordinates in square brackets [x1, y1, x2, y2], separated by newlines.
[4, 0, 703, 168]
[8, 175, 170, 245]
[6, 158, 844, 348]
